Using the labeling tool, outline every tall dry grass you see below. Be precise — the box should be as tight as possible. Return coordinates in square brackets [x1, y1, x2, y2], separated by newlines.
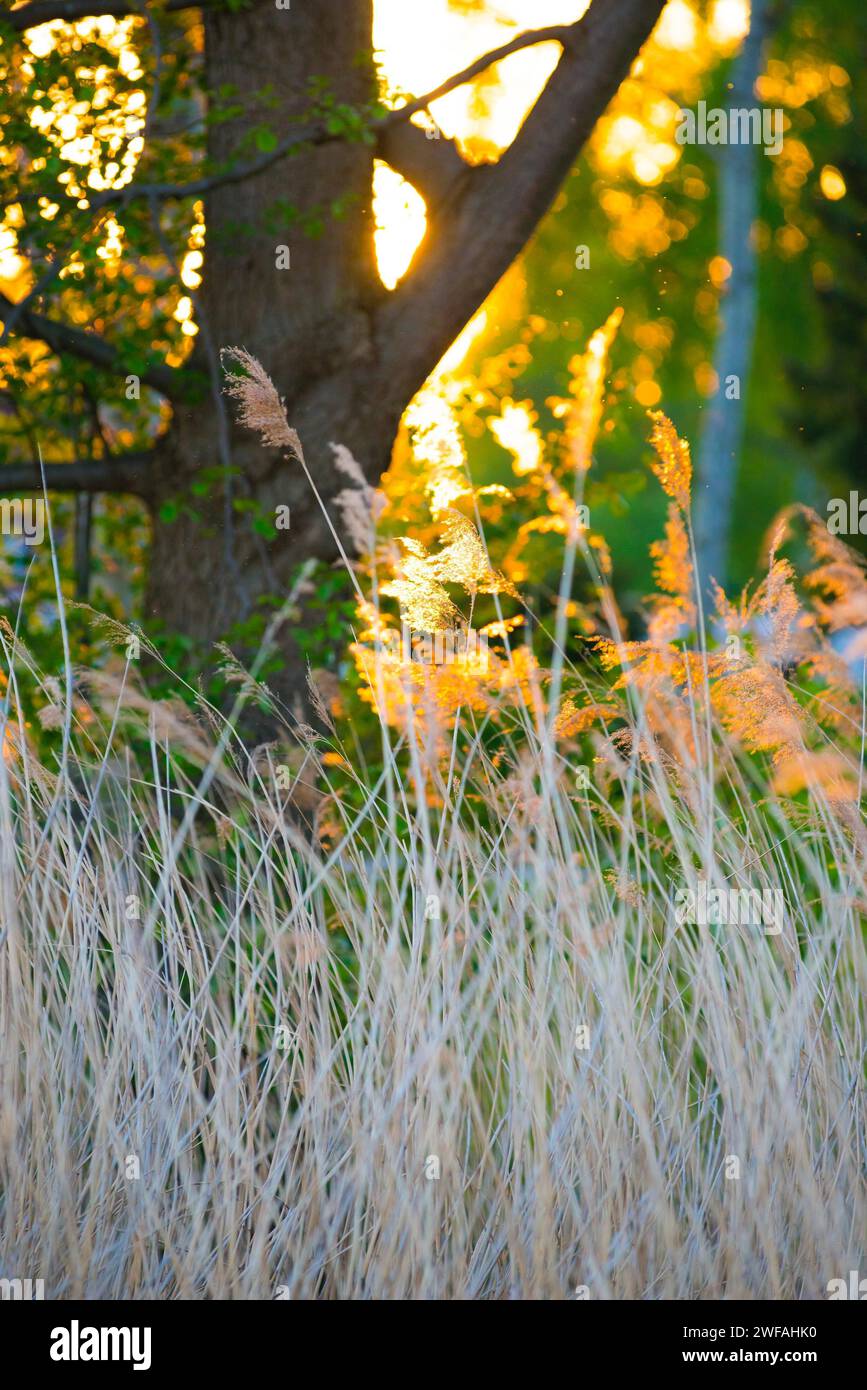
[0, 573, 864, 1299]
[1, 343, 865, 1299]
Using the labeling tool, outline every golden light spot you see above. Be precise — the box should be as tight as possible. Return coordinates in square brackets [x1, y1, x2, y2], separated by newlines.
[25, 25, 57, 59]
[776, 223, 808, 257]
[812, 260, 833, 290]
[819, 165, 846, 201]
[59, 256, 85, 280]
[605, 115, 647, 161]
[695, 288, 717, 317]
[181, 249, 203, 289]
[773, 137, 813, 195]
[189, 202, 206, 250]
[0, 226, 26, 284]
[604, 190, 674, 260]
[118, 46, 143, 80]
[694, 362, 718, 396]
[96, 214, 124, 266]
[635, 379, 662, 407]
[708, 255, 732, 288]
[708, 0, 750, 47]
[373, 161, 427, 290]
[633, 320, 673, 352]
[489, 401, 543, 477]
[57, 113, 80, 142]
[655, 0, 699, 51]
[751, 220, 771, 252]
[683, 175, 709, 199]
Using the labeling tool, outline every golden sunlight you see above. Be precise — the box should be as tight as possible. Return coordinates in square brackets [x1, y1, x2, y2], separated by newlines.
[708, 0, 751, 48]
[819, 164, 846, 200]
[373, 161, 427, 290]
[371, 0, 585, 289]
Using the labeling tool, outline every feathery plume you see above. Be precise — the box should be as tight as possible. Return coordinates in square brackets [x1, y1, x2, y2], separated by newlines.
[330, 442, 386, 556]
[221, 347, 304, 458]
[647, 411, 692, 510]
[647, 502, 695, 643]
[565, 305, 623, 474]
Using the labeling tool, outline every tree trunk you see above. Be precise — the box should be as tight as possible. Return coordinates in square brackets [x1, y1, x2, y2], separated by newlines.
[693, 0, 769, 598]
[146, 0, 396, 712]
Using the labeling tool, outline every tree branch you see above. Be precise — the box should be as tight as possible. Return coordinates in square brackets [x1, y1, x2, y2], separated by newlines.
[376, 0, 666, 403]
[388, 24, 575, 124]
[5, 0, 206, 31]
[376, 121, 470, 214]
[0, 452, 154, 494]
[0, 291, 181, 398]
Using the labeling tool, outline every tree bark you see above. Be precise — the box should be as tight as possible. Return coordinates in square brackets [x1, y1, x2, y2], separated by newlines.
[146, 0, 392, 708]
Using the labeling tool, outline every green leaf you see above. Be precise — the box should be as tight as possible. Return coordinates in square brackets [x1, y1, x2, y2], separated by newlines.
[255, 127, 278, 154]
